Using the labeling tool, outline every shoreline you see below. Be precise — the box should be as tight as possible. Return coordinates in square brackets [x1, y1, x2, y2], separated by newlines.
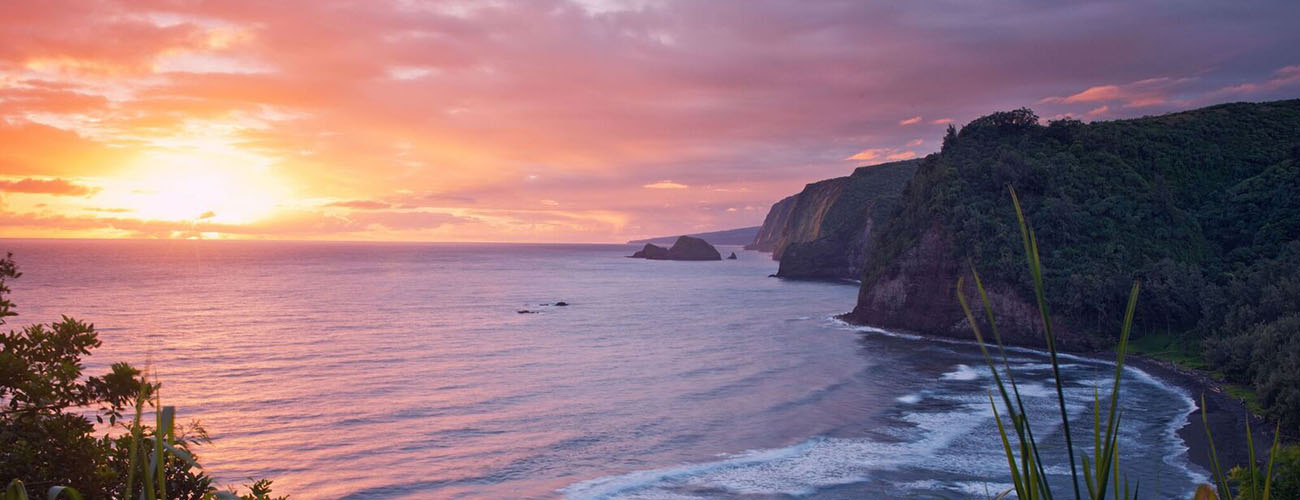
[1124, 355, 1275, 478]
[836, 318, 1274, 479]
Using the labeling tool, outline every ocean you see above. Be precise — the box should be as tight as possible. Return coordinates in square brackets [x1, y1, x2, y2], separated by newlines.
[2, 239, 1206, 499]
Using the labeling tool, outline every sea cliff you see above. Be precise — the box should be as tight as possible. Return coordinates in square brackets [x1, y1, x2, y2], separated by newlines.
[746, 160, 917, 280]
[749, 100, 1300, 354]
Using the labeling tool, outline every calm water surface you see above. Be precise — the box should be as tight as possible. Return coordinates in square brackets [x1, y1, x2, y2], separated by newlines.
[4, 240, 1205, 499]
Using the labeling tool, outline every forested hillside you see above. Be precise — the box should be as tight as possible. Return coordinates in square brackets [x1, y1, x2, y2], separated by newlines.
[851, 99, 1300, 427]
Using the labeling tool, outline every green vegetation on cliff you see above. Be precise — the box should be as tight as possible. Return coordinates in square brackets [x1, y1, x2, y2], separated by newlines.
[859, 99, 1300, 427]
[751, 159, 917, 280]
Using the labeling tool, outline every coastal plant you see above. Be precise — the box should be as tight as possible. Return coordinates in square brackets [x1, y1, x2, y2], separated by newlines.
[959, 187, 1291, 500]
[957, 186, 1140, 500]
[1199, 404, 1286, 500]
[0, 252, 283, 499]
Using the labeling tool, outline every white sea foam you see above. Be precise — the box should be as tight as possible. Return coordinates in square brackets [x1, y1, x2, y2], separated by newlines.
[895, 479, 1014, 498]
[827, 317, 1212, 493]
[941, 364, 981, 381]
[563, 398, 997, 499]
[1012, 382, 1053, 398]
[567, 316, 1208, 499]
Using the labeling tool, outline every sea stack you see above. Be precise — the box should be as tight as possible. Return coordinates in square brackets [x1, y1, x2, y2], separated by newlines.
[630, 243, 671, 259]
[629, 236, 722, 261]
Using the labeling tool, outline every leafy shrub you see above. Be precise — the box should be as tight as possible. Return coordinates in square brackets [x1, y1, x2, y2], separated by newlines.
[0, 252, 281, 499]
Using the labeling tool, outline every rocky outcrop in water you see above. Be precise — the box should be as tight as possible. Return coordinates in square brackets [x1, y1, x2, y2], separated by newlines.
[629, 236, 722, 261]
[631, 243, 670, 259]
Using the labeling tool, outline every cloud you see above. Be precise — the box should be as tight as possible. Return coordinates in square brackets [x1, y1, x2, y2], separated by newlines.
[1203, 64, 1300, 101]
[1037, 76, 1198, 111]
[643, 180, 689, 189]
[1060, 85, 1124, 103]
[847, 148, 916, 165]
[0, 208, 471, 239]
[906, 138, 924, 147]
[1, 0, 1298, 241]
[847, 148, 888, 161]
[325, 199, 392, 209]
[0, 177, 99, 196]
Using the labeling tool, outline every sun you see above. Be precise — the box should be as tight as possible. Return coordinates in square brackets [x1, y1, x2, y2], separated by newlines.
[106, 148, 287, 226]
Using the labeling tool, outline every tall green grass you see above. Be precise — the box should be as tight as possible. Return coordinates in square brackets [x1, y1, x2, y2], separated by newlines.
[4, 374, 256, 500]
[958, 187, 1282, 500]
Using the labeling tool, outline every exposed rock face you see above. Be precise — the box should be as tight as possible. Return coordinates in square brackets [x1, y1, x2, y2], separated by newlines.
[841, 225, 1095, 350]
[629, 236, 722, 261]
[747, 160, 919, 280]
[771, 177, 850, 260]
[744, 195, 798, 251]
[727, 252, 738, 260]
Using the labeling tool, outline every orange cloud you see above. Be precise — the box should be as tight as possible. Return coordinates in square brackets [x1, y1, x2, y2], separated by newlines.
[325, 200, 392, 210]
[847, 148, 915, 164]
[847, 148, 888, 161]
[1, 1, 1296, 243]
[0, 177, 99, 196]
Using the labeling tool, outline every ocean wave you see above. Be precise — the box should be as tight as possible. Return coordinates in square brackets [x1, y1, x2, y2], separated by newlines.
[941, 364, 981, 381]
[563, 399, 997, 499]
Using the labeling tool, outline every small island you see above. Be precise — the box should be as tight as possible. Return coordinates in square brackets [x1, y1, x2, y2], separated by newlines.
[629, 235, 722, 261]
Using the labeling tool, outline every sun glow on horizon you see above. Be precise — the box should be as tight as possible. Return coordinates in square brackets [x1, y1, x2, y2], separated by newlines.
[103, 149, 287, 226]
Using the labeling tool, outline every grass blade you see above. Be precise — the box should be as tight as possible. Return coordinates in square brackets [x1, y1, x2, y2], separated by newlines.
[1201, 394, 1233, 500]
[1010, 186, 1080, 500]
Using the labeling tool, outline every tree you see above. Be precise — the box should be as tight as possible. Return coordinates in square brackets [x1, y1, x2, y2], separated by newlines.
[0, 253, 216, 498]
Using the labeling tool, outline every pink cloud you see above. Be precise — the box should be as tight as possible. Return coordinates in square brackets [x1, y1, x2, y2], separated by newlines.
[1, 1, 1297, 241]
[1206, 65, 1300, 99]
[1061, 85, 1124, 103]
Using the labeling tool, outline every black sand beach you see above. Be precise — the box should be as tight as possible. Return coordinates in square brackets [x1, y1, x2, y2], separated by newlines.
[1127, 356, 1278, 478]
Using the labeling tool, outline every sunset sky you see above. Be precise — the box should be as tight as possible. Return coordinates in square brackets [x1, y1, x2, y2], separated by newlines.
[2, 1, 1298, 242]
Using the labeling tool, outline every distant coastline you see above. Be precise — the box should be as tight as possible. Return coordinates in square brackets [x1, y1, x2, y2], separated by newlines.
[627, 226, 759, 246]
